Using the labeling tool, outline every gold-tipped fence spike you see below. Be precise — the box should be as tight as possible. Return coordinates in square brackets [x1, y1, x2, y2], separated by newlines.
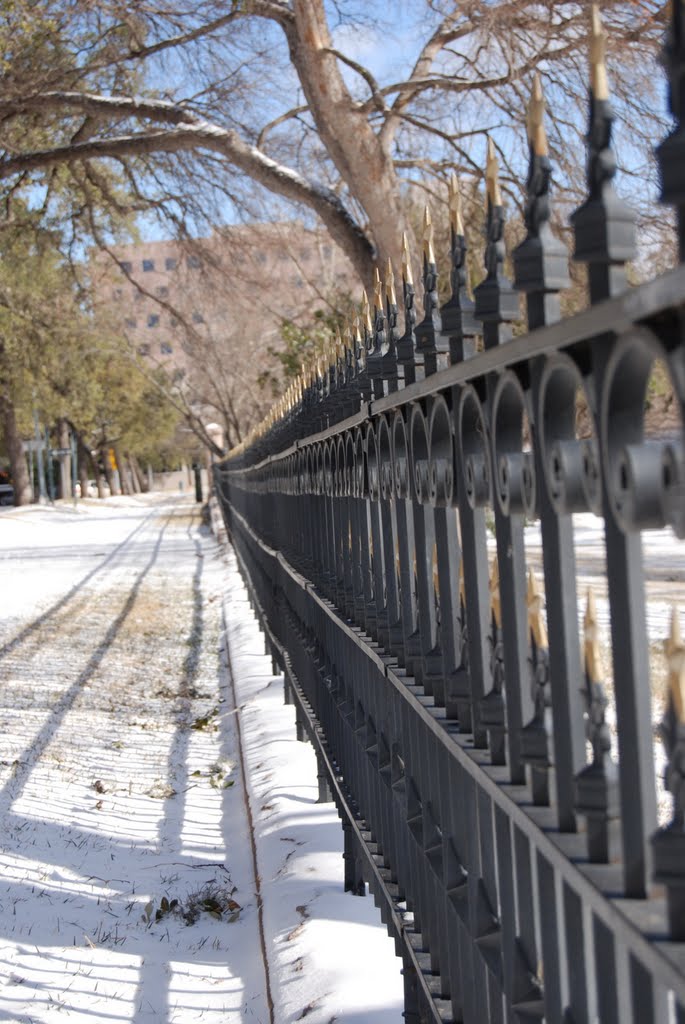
[385, 258, 397, 306]
[667, 606, 685, 722]
[422, 205, 436, 265]
[373, 266, 383, 313]
[527, 570, 548, 649]
[458, 558, 466, 605]
[489, 557, 501, 628]
[527, 73, 549, 158]
[448, 173, 465, 236]
[361, 289, 373, 333]
[485, 137, 503, 208]
[401, 232, 414, 286]
[432, 545, 440, 596]
[590, 4, 609, 102]
[583, 587, 602, 684]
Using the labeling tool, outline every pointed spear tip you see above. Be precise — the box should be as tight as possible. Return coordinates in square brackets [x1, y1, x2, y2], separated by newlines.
[527, 73, 549, 157]
[667, 606, 685, 721]
[670, 604, 683, 650]
[422, 204, 436, 264]
[401, 232, 414, 285]
[385, 259, 397, 305]
[448, 173, 465, 235]
[485, 137, 503, 207]
[360, 289, 372, 331]
[590, 3, 609, 101]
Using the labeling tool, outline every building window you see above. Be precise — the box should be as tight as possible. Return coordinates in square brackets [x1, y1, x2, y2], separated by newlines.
[142, 259, 155, 272]
[187, 255, 201, 269]
[160, 342, 173, 355]
[170, 317, 178, 328]
[255, 251, 267, 264]
[156, 286, 169, 299]
[120, 261, 132, 274]
[191, 311, 204, 323]
[292, 276, 304, 288]
[124, 318, 137, 329]
[147, 313, 160, 328]
[322, 245, 332, 258]
[165, 257, 177, 271]
[299, 249, 311, 261]
[112, 288, 123, 300]
[138, 343, 150, 356]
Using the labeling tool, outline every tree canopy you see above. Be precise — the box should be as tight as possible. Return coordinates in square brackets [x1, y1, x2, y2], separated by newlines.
[0, 1, 669, 285]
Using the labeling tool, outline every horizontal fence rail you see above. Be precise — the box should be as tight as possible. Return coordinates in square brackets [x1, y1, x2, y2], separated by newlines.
[215, 7, 685, 1023]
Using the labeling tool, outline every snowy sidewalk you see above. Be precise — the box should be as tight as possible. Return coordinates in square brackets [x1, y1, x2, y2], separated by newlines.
[0, 495, 403, 1024]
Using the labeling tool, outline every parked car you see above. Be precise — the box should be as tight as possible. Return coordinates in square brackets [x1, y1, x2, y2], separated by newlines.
[0, 471, 14, 506]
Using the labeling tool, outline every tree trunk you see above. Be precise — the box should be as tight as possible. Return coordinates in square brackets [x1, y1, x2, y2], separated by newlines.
[128, 452, 146, 492]
[101, 443, 119, 496]
[76, 433, 93, 498]
[113, 443, 132, 495]
[57, 417, 71, 499]
[1, 394, 32, 505]
[285, 0, 408, 279]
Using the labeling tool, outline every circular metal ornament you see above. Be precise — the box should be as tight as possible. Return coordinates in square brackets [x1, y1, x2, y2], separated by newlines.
[428, 395, 455, 508]
[491, 371, 536, 518]
[458, 385, 492, 510]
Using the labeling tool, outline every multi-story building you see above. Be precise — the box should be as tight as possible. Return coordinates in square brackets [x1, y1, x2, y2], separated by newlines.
[91, 222, 359, 444]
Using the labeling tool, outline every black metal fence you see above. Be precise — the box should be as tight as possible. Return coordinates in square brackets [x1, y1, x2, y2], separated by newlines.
[215, 7, 685, 1022]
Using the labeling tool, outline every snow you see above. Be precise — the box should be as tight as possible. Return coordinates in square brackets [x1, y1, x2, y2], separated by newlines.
[0, 492, 682, 1020]
[0, 495, 404, 1023]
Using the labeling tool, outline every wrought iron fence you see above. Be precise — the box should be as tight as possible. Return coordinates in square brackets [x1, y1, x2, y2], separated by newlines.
[215, 6, 685, 1022]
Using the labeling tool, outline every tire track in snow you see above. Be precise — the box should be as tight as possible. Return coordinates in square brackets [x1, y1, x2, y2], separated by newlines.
[0, 511, 174, 813]
[0, 511, 154, 663]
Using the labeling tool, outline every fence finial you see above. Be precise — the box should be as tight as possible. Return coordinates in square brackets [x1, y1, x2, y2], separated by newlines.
[361, 289, 373, 333]
[514, 72, 568, 329]
[448, 173, 464, 236]
[571, 1, 635, 301]
[590, 4, 609, 102]
[442, 172, 477, 362]
[584, 588, 602, 684]
[373, 266, 383, 314]
[485, 137, 503, 208]
[527, 73, 548, 157]
[422, 205, 436, 266]
[667, 606, 685, 722]
[401, 232, 413, 287]
[385, 258, 397, 307]
[475, 137, 518, 346]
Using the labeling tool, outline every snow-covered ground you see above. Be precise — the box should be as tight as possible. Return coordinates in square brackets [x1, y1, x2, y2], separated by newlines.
[0, 493, 681, 1022]
[0, 495, 404, 1023]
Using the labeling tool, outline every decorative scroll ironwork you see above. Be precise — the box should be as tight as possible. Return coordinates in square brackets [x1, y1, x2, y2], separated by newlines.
[215, 5, 685, 1021]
